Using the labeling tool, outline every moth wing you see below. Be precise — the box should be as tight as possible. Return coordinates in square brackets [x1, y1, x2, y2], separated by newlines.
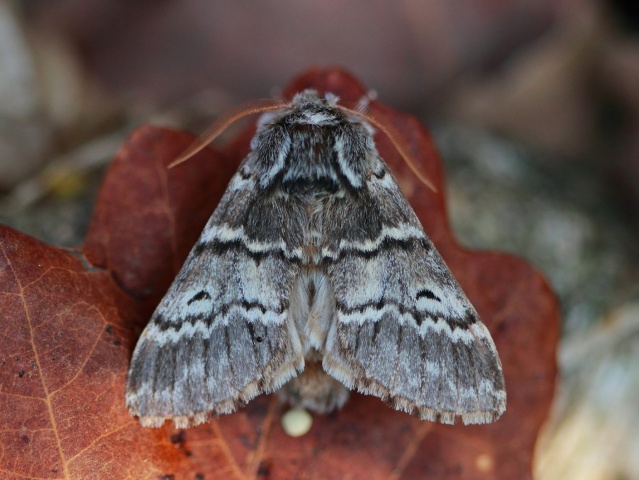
[126, 162, 305, 428]
[322, 165, 506, 425]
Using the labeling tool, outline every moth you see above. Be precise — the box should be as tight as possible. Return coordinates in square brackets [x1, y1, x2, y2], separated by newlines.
[126, 90, 506, 428]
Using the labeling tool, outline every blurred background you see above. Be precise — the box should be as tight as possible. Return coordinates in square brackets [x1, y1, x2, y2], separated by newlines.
[1, 1, 638, 478]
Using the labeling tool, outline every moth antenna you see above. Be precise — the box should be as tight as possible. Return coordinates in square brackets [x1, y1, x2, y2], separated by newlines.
[339, 104, 438, 193]
[353, 90, 377, 115]
[169, 98, 289, 168]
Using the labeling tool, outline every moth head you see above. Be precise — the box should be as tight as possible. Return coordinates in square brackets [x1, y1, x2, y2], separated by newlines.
[278, 90, 350, 128]
[289, 89, 336, 106]
[168, 89, 437, 192]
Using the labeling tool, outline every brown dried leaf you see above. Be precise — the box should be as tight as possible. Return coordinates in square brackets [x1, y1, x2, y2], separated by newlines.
[0, 68, 558, 479]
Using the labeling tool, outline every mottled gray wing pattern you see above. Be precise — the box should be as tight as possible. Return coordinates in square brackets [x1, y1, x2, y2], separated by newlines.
[321, 158, 506, 425]
[126, 132, 307, 428]
[127, 91, 506, 428]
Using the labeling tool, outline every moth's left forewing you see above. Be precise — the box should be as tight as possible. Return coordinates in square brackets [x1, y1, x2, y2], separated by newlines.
[126, 125, 308, 428]
[321, 124, 506, 424]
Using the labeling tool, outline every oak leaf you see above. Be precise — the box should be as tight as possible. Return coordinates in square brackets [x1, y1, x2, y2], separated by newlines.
[0, 68, 558, 479]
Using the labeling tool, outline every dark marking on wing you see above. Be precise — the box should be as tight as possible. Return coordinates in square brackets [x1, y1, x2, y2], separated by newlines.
[187, 291, 212, 305]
